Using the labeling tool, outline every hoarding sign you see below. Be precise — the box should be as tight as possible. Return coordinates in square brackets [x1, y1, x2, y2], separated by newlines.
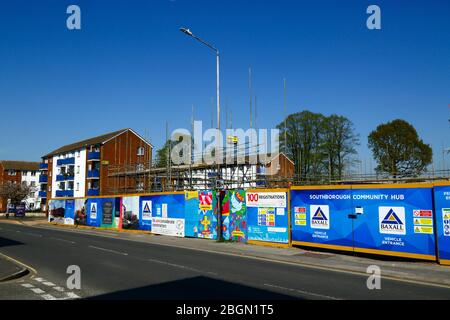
[433, 186, 450, 263]
[151, 217, 185, 237]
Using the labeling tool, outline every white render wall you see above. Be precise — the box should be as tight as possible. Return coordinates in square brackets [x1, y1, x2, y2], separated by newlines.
[74, 149, 86, 197]
[21, 170, 41, 210]
[51, 155, 58, 198]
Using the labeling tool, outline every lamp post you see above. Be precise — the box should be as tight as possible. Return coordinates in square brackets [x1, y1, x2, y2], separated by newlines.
[180, 27, 223, 241]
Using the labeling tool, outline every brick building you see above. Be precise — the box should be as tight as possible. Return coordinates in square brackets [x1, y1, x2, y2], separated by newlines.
[0, 161, 41, 212]
[38, 128, 152, 209]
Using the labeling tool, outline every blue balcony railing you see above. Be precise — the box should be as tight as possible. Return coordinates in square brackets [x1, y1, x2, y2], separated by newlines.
[38, 191, 47, 198]
[87, 170, 100, 178]
[87, 189, 99, 196]
[39, 163, 48, 170]
[56, 157, 75, 166]
[55, 190, 74, 198]
[56, 174, 74, 181]
[88, 152, 100, 160]
[39, 175, 48, 183]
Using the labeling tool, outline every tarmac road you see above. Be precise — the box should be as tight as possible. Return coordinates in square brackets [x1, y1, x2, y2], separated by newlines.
[0, 222, 449, 300]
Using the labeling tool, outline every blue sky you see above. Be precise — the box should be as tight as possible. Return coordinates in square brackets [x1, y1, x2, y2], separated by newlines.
[0, 0, 449, 172]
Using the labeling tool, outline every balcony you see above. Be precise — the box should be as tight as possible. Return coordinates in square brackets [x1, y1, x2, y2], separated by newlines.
[39, 175, 48, 183]
[56, 173, 74, 181]
[39, 163, 48, 170]
[56, 157, 75, 166]
[55, 190, 74, 198]
[87, 169, 100, 179]
[87, 189, 100, 196]
[88, 152, 101, 161]
[38, 191, 47, 198]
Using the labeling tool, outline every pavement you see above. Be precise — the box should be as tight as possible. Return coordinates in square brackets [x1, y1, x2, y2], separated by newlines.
[0, 254, 28, 282]
[0, 219, 450, 300]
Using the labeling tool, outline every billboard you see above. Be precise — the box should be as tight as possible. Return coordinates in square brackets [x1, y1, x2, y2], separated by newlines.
[48, 200, 66, 224]
[121, 196, 140, 230]
[198, 190, 217, 240]
[64, 199, 75, 225]
[184, 191, 200, 238]
[291, 185, 436, 260]
[246, 190, 289, 244]
[149, 193, 185, 237]
[74, 198, 88, 226]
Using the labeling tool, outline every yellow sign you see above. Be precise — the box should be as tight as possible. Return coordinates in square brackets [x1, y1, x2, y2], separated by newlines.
[413, 218, 433, 226]
[185, 191, 198, 200]
[295, 220, 307, 226]
[295, 213, 306, 220]
[414, 226, 433, 234]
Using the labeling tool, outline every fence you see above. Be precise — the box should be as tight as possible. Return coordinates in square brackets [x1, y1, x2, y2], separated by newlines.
[48, 182, 450, 265]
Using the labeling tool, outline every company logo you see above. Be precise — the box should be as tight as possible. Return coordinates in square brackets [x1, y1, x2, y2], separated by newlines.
[379, 207, 406, 235]
[142, 201, 152, 221]
[310, 205, 330, 230]
[90, 202, 97, 219]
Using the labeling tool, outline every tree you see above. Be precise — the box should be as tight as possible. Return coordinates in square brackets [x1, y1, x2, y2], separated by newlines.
[323, 115, 359, 180]
[368, 119, 432, 178]
[278, 111, 359, 181]
[0, 182, 34, 206]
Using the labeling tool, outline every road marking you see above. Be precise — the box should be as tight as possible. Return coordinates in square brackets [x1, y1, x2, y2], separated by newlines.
[89, 245, 128, 256]
[16, 230, 21, 233]
[31, 288, 46, 294]
[25, 233, 42, 237]
[50, 237, 75, 244]
[64, 292, 81, 299]
[53, 286, 65, 292]
[34, 277, 45, 282]
[42, 281, 56, 287]
[264, 283, 341, 300]
[41, 294, 57, 300]
[21, 283, 34, 288]
[146, 258, 218, 276]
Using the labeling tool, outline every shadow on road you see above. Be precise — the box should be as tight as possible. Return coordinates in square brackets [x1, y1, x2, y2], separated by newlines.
[86, 276, 300, 300]
[0, 237, 24, 249]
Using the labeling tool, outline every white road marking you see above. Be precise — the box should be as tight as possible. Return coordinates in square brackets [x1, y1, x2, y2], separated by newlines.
[89, 245, 128, 256]
[26, 233, 42, 237]
[53, 286, 65, 292]
[264, 283, 341, 300]
[146, 258, 217, 276]
[42, 281, 55, 287]
[16, 230, 21, 233]
[50, 237, 75, 244]
[34, 277, 45, 282]
[41, 294, 57, 300]
[21, 283, 34, 288]
[64, 292, 81, 299]
[31, 288, 46, 294]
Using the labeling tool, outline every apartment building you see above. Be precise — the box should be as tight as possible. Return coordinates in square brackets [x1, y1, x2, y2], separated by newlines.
[0, 161, 41, 212]
[39, 128, 152, 208]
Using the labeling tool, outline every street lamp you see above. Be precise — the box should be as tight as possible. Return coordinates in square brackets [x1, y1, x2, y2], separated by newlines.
[179, 28, 220, 133]
[180, 27, 223, 240]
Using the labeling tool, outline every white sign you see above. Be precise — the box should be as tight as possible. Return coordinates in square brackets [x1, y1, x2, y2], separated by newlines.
[276, 208, 285, 216]
[379, 206, 406, 235]
[443, 208, 450, 237]
[142, 201, 152, 221]
[310, 205, 330, 230]
[151, 217, 185, 237]
[162, 203, 168, 218]
[90, 202, 97, 220]
[246, 192, 286, 208]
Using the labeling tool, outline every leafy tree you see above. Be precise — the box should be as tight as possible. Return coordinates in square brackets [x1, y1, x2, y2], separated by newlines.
[0, 182, 34, 206]
[368, 119, 432, 178]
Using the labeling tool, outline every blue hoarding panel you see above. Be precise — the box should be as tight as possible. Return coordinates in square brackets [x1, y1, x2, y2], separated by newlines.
[433, 186, 450, 262]
[246, 191, 289, 244]
[352, 187, 435, 257]
[290, 189, 353, 248]
[86, 198, 101, 227]
[139, 196, 152, 231]
[184, 191, 200, 238]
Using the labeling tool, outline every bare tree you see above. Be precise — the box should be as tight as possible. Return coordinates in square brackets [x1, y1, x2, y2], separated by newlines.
[0, 182, 34, 206]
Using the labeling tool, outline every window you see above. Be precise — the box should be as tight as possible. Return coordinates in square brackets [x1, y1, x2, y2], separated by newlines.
[76, 151, 80, 158]
[31, 171, 36, 176]
[137, 147, 145, 156]
[22, 171, 28, 176]
[76, 183, 79, 191]
[76, 166, 80, 174]
[8, 171, 16, 176]
[31, 181, 36, 187]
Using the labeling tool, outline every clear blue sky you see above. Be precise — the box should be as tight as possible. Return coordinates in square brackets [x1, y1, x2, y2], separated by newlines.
[0, 0, 449, 172]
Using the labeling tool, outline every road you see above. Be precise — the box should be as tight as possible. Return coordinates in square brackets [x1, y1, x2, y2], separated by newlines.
[0, 221, 449, 300]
